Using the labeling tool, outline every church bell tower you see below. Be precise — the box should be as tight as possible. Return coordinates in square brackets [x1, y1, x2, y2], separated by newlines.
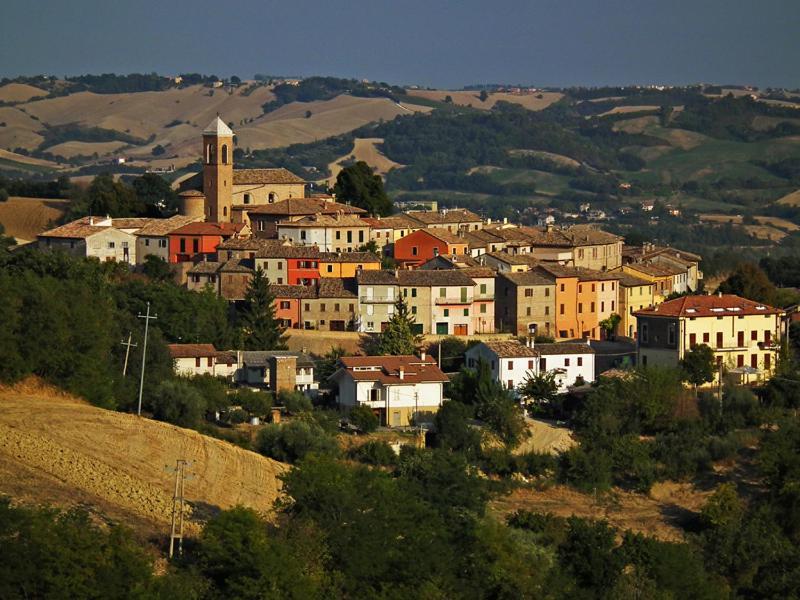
[202, 117, 234, 222]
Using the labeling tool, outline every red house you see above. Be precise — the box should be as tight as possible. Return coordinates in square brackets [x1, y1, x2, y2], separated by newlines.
[271, 284, 316, 329]
[393, 228, 469, 268]
[254, 245, 321, 286]
[168, 222, 249, 263]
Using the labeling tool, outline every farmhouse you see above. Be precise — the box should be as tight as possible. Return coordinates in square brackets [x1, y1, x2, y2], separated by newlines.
[167, 344, 237, 378]
[38, 216, 144, 264]
[330, 354, 448, 427]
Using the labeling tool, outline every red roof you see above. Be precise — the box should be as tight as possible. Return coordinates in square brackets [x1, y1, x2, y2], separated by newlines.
[168, 343, 220, 358]
[336, 355, 449, 384]
[634, 294, 783, 318]
[170, 222, 246, 236]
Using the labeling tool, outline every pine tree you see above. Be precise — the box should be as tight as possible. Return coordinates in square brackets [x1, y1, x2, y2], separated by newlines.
[239, 268, 287, 350]
[376, 295, 421, 355]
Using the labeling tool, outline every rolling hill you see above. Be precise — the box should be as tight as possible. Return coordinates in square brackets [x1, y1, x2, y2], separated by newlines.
[0, 379, 286, 537]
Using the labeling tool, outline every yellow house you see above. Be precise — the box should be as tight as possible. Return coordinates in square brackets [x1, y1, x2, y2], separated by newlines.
[319, 251, 381, 278]
[635, 294, 785, 385]
[620, 263, 674, 303]
[616, 273, 656, 339]
[379, 215, 422, 243]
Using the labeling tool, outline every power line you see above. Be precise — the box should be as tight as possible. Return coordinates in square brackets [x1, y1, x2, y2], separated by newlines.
[120, 332, 137, 377]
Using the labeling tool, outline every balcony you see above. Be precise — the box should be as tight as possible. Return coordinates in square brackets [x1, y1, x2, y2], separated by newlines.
[474, 294, 495, 302]
[435, 296, 472, 305]
[360, 296, 396, 304]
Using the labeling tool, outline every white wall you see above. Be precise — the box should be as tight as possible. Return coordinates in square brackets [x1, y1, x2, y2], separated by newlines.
[539, 352, 595, 392]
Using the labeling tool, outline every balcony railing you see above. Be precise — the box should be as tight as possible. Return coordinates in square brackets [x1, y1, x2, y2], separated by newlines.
[435, 297, 472, 305]
[474, 294, 495, 301]
[359, 296, 396, 304]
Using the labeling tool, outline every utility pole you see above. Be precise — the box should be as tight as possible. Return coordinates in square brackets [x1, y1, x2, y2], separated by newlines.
[167, 459, 191, 559]
[137, 302, 158, 417]
[120, 332, 137, 376]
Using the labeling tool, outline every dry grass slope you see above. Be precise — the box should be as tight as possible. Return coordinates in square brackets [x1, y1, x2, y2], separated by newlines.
[0, 379, 287, 535]
[0, 196, 69, 243]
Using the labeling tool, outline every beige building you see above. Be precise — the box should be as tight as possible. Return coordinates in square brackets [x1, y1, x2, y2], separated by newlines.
[636, 294, 785, 385]
[38, 216, 143, 264]
[357, 270, 400, 333]
[374, 214, 421, 243]
[135, 214, 202, 264]
[406, 208, 484, 233]
[623, 244, 703, 294]
[277, 214, 371, 252]
[495, 270, 557, 336]
[302, 278, 359, 331]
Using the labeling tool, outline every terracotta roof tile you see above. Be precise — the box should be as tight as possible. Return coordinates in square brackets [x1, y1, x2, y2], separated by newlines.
[232, 168, 306, 185]
[336, 355, 449, 384]
[319, 251, 381, 263]
[479, 340, 539, 358]
[406, 209, 482, 225]
[317, 278, 358, 298]
[168, 343, 220, 358]
[135, 215, 203, 236]
[634, 294, 783, 318]
[270, 284, 317, 299]
[245, 197, 365, 216]
[170, 222, 246, 236]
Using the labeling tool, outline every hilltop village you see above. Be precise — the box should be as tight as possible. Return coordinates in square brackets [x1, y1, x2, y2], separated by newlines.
[36, 118, 786, 426]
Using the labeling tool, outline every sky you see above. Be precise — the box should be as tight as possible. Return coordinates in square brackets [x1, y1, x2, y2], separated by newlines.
[2, 0, 799, 89]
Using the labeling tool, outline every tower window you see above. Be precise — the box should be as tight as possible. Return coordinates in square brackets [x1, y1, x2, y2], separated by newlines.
[223, 207, 228, 217]
[221, 144, 229, 164]
[243, 193, 251, 204]
[269, 192, 277, 203]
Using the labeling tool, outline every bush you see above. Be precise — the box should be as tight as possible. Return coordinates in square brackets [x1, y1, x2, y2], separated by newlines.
[0, 189, 8, 202]
[349, 440, 397, 466]
[256, 420, 339, 463]
[278, 390, 312, 414]
[515, 451, 558, 478]
[151, 379, 206, 429]
[186, 374, 230, 413]
[558, 445, 613, 492]
[481, 447, 516, 477]
[233, 388, 272, 417]
[227, 408, 249, 425]
[349, 404, 379, 433]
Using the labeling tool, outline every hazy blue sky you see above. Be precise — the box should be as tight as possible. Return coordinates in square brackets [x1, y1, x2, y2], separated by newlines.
[2, 0, 799, 88]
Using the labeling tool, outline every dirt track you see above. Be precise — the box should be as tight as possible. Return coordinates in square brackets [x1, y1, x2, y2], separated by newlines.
[0, 380, 286, 534]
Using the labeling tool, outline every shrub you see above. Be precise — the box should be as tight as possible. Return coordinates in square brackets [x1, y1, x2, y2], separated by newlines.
[233, 388, 272, 417]
[278, 390, 312, 414]
[151, 379, 206, 429]
[256, 420, 339, 463]
[227, 408, 249, 425]
[349, 404, 379, 433]
[558, 445, 613, 492]
[481, 447, 516, 477]
[515, 451, 558, 478]
[349, 440, 397, 466]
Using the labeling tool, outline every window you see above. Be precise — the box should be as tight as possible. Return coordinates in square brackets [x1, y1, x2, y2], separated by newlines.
[560, 284, 565, 292]
[243, 193, 251, 204]
[327, 265, 333, 273]
[578, 303, 583, 314]
[765, 353, 771, 369]
[528, 360, 534, 369]
[559, 304, 565, 315]
[221, 144, 228, 164]
[578, 284, 583, 293]
[158, 239, 167, 248]
[765, 330, 772, 344]
[304, 303, 310, 311]
[359, 231, 364, 243]
[526, 307, 531, 316]
[440, 288, 446, 298]
[716, 332, 723, 348]
[577, 357, 583, 366]
[280, 301, 290, 309]
[564, 358, 570, 367]
[611, 301, 615, 311]
[590, 302, 595, 312]
[347, 231, 352, 243]
[463, 308, 469, 316]
[545, 288, 550, 297]
[334, 303, 340, 311]
[737, 355, 744, 368]
[444, 309, 450, 317]
[545, 306, 550, 315]
[192, 239, 199, 253]
[411, 288, 417, 298]
[507, 380, 514, 390]
[737, 331, 745, 347]
[668, 324, 676, 345]
[703, 332, 709, 343]
[321, 303, 326, 312]
[601, 302, 605, 312]
[690, 333, 696, 347]
[300, 231, 306, 240]
[223, 206, 227, 217]
[641, 323, 649, 343]
[751, 354, 758, 368]
[411, 306, 417, 314]
[480, 304, 487, 314]
[207, 357, 213, 367]
[412, 246, 418, 256]
[508, 361, 514, 369]
[751, 330, 757, 341]
[524, 288, 533, 297]
[541, 358, 547, 370]
[195, 358, 201, 367]
[145, 239, 150, 247]
[591, 284, 595, 293]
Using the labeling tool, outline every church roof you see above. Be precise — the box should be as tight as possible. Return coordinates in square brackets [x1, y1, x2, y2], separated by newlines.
[233, 168, 306, 185]
[203, 117, 233, 136]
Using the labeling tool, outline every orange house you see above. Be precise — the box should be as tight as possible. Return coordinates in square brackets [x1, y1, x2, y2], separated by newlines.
[539, 265, 603, 340]
[169, 222, 248, 263]
[271, 284, 315, 329]
[319, 251, 381, 278]
[393, 229, 469, 268]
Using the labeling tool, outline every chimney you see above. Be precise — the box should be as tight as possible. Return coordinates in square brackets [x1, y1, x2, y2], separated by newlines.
[420, 351, 426, 361]
[89, 217, 94, 226]
[398, 367, 405, 380]
[528, 336, 535, 349]
[718, 291, 722, 298]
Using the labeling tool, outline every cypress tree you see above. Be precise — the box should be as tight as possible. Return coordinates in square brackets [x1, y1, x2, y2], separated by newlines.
[376, 295, 421, 355]
[239, 268, 287, 350]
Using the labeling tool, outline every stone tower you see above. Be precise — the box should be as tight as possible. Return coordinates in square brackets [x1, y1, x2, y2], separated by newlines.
[202, 117, 234, 223]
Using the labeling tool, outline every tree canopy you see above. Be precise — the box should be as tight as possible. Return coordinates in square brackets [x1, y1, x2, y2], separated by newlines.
[332, 161, 392, 216]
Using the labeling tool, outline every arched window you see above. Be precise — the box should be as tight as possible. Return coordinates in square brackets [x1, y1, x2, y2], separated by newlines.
[223, 206, 228, 217]
[221, 144, 228, 164]
[268, 192, 277, 203]
[207, 144, 216, 164]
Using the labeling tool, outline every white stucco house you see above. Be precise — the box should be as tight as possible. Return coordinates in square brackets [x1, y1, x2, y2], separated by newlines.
[330, 354, 448, 427]
[167, 344, 238, 378]
[465, 339, 596, 395]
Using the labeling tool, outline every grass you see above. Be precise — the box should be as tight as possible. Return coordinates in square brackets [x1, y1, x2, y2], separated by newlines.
[478, 167, 572, 195]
